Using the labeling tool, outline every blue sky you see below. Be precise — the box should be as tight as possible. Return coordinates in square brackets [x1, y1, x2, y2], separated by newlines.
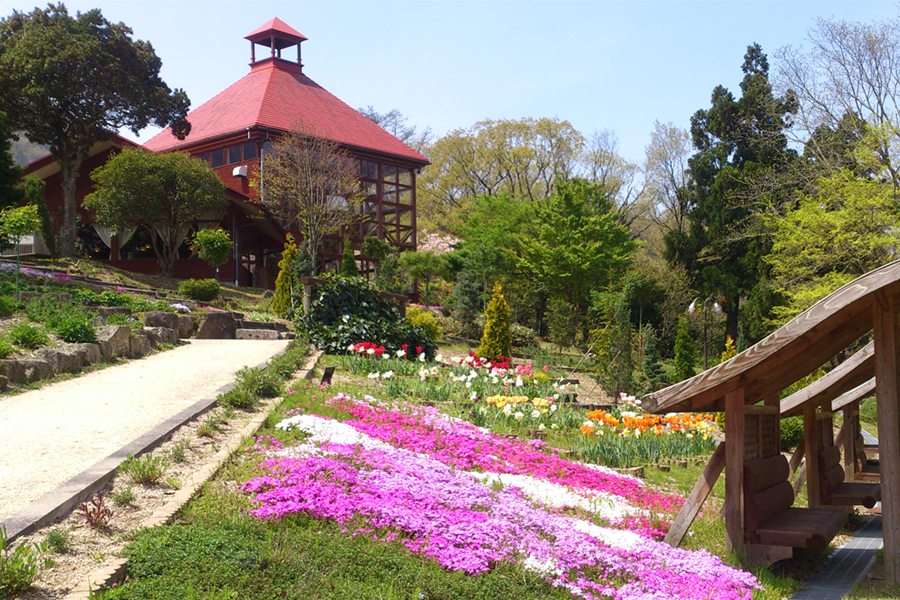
[1, 1, 896, 164]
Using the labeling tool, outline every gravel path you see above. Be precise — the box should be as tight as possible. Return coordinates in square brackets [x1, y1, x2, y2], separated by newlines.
[0, 339, 288, 521]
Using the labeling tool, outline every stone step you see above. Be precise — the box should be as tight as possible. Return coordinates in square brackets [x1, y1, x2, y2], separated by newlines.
[236, 328, 279, 340]
[239, 320, 288, 332]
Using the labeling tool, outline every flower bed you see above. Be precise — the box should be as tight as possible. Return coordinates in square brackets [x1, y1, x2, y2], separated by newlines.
[241, 393, 758, 600]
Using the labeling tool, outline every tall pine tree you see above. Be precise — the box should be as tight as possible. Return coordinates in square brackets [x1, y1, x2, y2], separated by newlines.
[665, 44, 798, 341]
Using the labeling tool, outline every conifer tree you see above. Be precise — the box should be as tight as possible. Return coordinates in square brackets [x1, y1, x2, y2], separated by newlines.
[477, 284, 511, 360]
[638, 324, 667, 395]
[272, 234, 299, 317]
[340, 238, 359, 277]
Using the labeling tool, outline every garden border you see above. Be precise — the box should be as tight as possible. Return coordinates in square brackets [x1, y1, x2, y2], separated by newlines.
[62, 350, 323, 599]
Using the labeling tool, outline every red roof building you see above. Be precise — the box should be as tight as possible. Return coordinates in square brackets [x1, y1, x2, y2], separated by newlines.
[24, 18, 429, 287]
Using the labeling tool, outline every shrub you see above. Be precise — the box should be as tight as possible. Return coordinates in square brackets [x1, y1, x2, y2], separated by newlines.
[299, 275, 436, 358]
[406, 306, 441, 342]
[178, 279, 219, 302]
[235, 366, 281, 398]
[53, 314, 97, 343]
[0, 525, 53, 597]
[0, 295, 18, 318]
[340, 238, 359, 277]
[191, 228, 232, 278]
[477, 284, 511, 361]
[0, 339, 14, 359]
[218, 386, 259, 409]
[781, 416, 804, 451]
[510, 322, 538, 348]
[9, 324, 49, 349]
[120, 453, 168, 485]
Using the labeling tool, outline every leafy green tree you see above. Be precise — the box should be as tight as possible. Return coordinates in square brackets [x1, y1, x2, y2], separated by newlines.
[0, 113, 22, 211]
[0, 4, 191, 257]
[520, 178, 635, 342]
[191, 228, 232, 281]
[84, 148, 226, 277]
[606, 294, 635, 396]
[340, 238, 359, 277]
[0, 204, 40, 301]
[401, 250, 446, 308]
[477, 284, 511, 360]
[674, 318, 697, 382]
[666, 44, 799, 341]
[272, 234, 299, 318]
[765, 169, 898, 324]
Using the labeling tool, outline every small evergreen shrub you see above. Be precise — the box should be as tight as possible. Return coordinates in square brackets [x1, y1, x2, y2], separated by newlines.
[9, 324, 49, 349]
[0, 295, 18, 318]
[54, 315, 97, 343]
[476, 284, 511, 361]
[272, 234, 300, 318]
[340, 238, 360, 277]
[178, 279, 220, 302]
[406, 306, 441, 342]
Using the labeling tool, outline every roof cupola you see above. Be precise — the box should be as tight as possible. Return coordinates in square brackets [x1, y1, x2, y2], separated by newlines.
[245, 18, 307, 71]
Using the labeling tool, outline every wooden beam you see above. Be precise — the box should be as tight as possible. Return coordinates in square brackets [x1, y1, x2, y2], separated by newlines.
[873, 290, 900, 584]
[780, 342, 875, 417]
[665, 443, 726, 548]
[804, 402, 821, 509]
[724, 387, 745, 555]
[792, 461, 807, 496]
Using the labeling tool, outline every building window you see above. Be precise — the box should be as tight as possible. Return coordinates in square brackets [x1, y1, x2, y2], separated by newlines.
[228, 145, 241, 164]
[242, 141, 256, 160]
[210, 149, 224, 168]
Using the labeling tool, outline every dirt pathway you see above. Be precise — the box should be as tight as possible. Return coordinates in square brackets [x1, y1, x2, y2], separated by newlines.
[0, 339, 288, 521]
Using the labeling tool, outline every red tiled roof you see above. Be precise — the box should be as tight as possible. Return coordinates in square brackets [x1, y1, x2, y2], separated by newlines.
[246, 17, 307, 45]
[143, 60, 429, 165]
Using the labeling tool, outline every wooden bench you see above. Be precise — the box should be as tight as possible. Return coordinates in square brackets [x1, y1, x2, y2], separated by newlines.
[744, 455, 847, 552]
[819, 445, 880, 508]
[854, 434, 880, 481]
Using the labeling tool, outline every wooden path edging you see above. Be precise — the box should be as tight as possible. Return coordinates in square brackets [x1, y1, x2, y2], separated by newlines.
[62, 350, 324, 599]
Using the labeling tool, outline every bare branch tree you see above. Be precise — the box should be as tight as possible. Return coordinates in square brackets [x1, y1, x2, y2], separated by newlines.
[263, 125, 365, 273]
[643, 121, 692, 235]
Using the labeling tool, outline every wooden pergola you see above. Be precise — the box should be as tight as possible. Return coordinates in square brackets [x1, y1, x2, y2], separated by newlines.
[643, 260, 900, 581]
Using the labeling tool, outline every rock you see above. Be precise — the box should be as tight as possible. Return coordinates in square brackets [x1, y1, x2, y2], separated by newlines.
[97, 306, 132, 317]
[142, 311, 180, 330]
[236, 329, 279, 340]
[129, 333, 151, 356]
[36, 347, 82, 373]
[143, 327, 177, 347]
[95, 325, 132, 359]
[0, 360, 26, 383]
[22, 359, 52, 382]
[176, 315, 194, 339]
[280, 332, 297, 340]
[196, 312, 237, 339]
[242, 321, 277, 330]
[0, 374, 8, 390]
[69, 343, 102, 365]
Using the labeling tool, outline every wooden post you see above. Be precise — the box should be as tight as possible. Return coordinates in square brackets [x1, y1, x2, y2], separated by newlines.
[665, 443, 726, 548]
[841, 408, 855, 481]
[302, 283, 313, 314]
[724, 387, 745, 555]
[873, 290, 900, 584]
[804, 403, 821, 509]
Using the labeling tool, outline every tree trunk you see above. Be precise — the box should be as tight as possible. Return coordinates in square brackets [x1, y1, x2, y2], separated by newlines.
[58, 154, 85, 257]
